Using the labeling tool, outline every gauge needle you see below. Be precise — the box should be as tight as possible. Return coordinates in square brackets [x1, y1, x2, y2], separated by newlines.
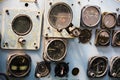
[22, 59, 25, 63]
[94, 61, 103, 67]
[116, 67, 120, 74]
[105, 21, 109, 25]
[48, 48, 56, 51]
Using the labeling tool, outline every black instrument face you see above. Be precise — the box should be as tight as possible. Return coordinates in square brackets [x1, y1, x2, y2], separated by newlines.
[88, 56, 108, 77]
[72, 67, 79, 76]
[49, 3, 73, 30]
[12, 15, 32, 36]
[35, 61, 50, 78]
[8, 54, 31, 77]
[81, 6, 101, 27]
[110, 57, 120, 77]
[79, 29, 91, 43]
[97, 30, 110, 46]
[47, 40, 66, 61]
[55, 62, 69, 77]
[114, 32, 120, 45]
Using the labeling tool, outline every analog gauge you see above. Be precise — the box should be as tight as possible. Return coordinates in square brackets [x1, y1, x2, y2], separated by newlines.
[87, 56, 108, 77]
[12, 15, 32, 36]
[0, 73, 9, 80]
[110, 56, 120, 77]
[35, 61, 51, 78]
[112, 31, 120, 46]
[8, 53, 31, 77]
[48, 3, 73, 30]
[81, 5, 101, 27]
[117, 15, 120, 26]
[97, 30, 110, 46]
[115, 0, 120, 2]
[72, 67, 80, 76]
[79, 29, 92, 43]
[102, 13, 116, 29]
[55, 62, 69, 77]
[46, 39, 66, 61]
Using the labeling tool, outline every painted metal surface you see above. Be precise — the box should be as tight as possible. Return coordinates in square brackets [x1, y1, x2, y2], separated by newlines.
[0, 0, 120, 80]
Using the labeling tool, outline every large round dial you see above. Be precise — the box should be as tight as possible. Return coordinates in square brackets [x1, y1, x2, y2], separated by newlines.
[82, 5, 101, 27]
[79, 29, 92, 43]
[97, 30, 110, 46]
[110, 57, 120, 77]
[55, 62, 69, 77]
[88, 56, 108, 77]
[8, 53, 31, 77]
[35, 61, 50, 78]
[103, 13, 116, 28]
[48, 3, 73, 30]
[12, 15, 32, 36]
[113, 31, 120, 46]
[46, 40, 66, 61]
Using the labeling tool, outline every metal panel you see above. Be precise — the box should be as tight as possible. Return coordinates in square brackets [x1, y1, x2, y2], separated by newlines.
[43, 0, 81, 38]
[1, 9, 43, 50]
[0, 0, 120, 80]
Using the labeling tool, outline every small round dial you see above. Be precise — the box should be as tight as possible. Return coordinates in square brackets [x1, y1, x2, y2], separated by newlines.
[55, 62, 69, 77]
[79, 29, 92, 43]
[12, 15, 32, 36]
[47, 40, 66, 61]
[88, 56, 108, 77]
[35, 61, 50, 78]
[113, 31, 120, 46]
[110, 57, 120, 77]
[82, 6, 101, 27]
[49, 3, 73, 30]
[103, 13, 116, 28]
[97, 30, 110, 45]
[8, 54, 31, 77]
[72, 67, 80, 76]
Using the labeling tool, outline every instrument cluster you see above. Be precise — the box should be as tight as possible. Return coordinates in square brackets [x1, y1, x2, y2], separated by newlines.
[0, 0, 120, 80]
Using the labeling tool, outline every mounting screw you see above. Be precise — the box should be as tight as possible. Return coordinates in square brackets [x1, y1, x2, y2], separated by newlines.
[36, 15, 39, 19]
[6, 10, 9, 15]
[49, 2, 52, 5]
[78, 1, 80, 4]
[112, 73, 116, 77]
[48, 27, 50, 30]
[90, 72, 95, 77]
[116, 8, 119, 12]
[4, 42, 8, 47]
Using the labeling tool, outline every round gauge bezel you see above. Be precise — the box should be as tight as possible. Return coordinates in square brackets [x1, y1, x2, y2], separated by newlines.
[8, 53, 31, 77]
[45, 39, 67, 62]
[88, 56, 108, 77]
[102, 13, 116, 29]
[48, 2, 73, 30]
[72, 67, 80, 76]
[97, 30, 110, 46]
[55, 62, 69, 77]
[81, 5, 101, 27]
[35, 61, 50, 77]
[79, 29, 92, 43]
[113, 30, 120, 46]
[12, 14, 33, 36]
[110, 56, 120, 77]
